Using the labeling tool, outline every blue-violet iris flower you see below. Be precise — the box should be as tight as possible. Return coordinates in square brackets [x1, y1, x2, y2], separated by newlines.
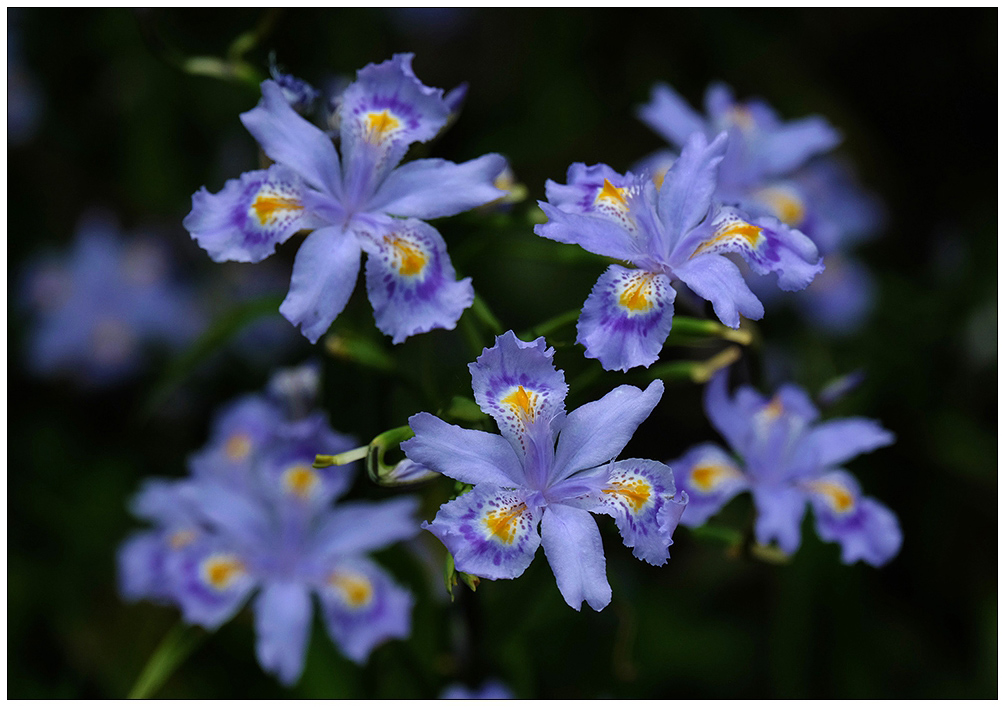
[637, 83, 885, 334]
[670, 372, 901, 566]
[20, 211, 203, 385]
[534, 132, 822, 372]
[402, 331, 687, 611]
[118, 364, 418, 685]
[184, 54, 506, 344]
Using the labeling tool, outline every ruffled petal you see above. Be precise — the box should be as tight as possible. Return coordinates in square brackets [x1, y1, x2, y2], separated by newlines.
[551, 380, 664, 484]
[540, 505, 611, 611]
[187, 394, 283, 486]
[673, 253, 764, 328]
[751, 485, 808, 555]
[184, 165, 321, 264]
[279, 226, 362, 344]
[168, 539, 255, 629]
[117, 531, 174, 603]
[423, 485, 542, 581]
[535, 163, 655, 264]
[575, 265, 677, 372]
[240, 80, 343, 197]
[702, 372, 754, 455]
[318, 556, 413, 663]
[367, 154, 507, 219]
[636, 82, 707, 149]
[590, 459, 684, 566]
[339, 54, 450, 204]
[669, 442, 748, 527]
[308, 497, 421, 560]
[468, 331, 567, 466]
[677, 206, 823, 292]
[806, 471, 901, 567]
[254, 582, 313, 686]
[362, 218, 473, 343]
[403, 412, 526, 487]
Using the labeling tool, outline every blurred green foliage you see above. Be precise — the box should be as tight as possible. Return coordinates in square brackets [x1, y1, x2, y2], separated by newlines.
[8, 8, 996, 698]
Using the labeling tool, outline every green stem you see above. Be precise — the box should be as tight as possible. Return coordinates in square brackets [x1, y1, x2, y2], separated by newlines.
[471, 292, 504, 337]
[128, 623, 205, 699]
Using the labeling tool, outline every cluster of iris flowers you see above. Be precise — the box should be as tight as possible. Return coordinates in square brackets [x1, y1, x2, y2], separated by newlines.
[18, 52, 901, 690]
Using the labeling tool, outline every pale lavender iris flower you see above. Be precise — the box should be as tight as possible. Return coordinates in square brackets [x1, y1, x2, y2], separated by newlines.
[534, 132, 822, 372]
[118, 364, 418, 685]
[670, 372, 901, 567]
[403, 331, 686, 612]
[184, 54, 506, 344]
[21, 212, 203, 385]
[637, 82, 885, 333]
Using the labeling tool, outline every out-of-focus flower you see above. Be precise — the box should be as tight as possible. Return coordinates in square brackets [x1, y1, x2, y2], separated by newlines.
[671, 372, 901, 566]
[441, 679, 514, 699]
[637, 83, 885, 333]
[403, 332, 686, 612]
[185, 54, 506, 344]
[534, 132, 822, 371]
[8, 10, 43, 146]
[119, 364, 418, 685]
[20, 212, 204, 385]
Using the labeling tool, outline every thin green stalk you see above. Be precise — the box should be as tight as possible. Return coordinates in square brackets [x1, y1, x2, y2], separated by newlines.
[128, 623, 205, 699]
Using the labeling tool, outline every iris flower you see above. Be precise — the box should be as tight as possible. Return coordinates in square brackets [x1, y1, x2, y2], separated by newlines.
[403, 331, 686, 611]
[184, 54, 505, 344]
[671, 372, 901, 566]
[119, 365, 418, 684]
[637, 82, 884, 333]
[21, 211, 203, 385]
[534, 132, 822, 372]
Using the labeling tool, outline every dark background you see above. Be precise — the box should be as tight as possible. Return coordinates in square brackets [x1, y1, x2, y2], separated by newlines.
[8, 8, 996, 699]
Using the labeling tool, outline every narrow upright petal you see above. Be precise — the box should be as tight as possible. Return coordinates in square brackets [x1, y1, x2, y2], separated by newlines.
[469, 332, 568, 460]
[590, 459, 683, 566]
[702, 372, 760, 455]
[241, 80, 343, 197]
[318, 557, 413, 663]
[552, 380, 664, 483]
[279, 226, 362, 343]
[423, 485, 543, 580]
[670, 442, 748, 526]
[540, 505, 611, 611]
[575, 265, 676, 372]
[656, 131, 727, 249]
[636, 82, 707, 148]
[403, 412, 526, 487]
[673, 253, 764, 328]
[254, 582, 313, 686]
[362, 218, 473, 343]
[367, 154, 507, 219]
